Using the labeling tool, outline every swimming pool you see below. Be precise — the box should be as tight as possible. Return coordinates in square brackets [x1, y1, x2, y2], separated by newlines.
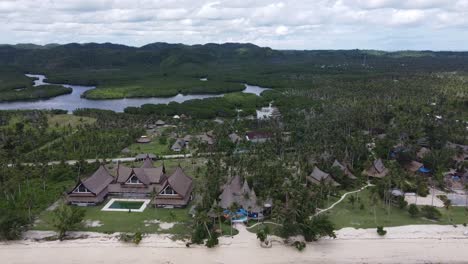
[101, 198, 151, 212]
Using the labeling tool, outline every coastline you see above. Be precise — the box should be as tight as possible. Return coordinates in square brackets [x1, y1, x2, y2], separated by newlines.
[2, 224, 467, 264]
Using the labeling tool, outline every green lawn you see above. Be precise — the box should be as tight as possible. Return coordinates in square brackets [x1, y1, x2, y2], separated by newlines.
[127, 140, 172, 156]
[326, 188, 468, 229]
[34, 203, 193, 235]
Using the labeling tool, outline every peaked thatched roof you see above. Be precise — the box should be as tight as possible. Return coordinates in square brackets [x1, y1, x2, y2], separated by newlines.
[308, 166, 340, 186]
[165, 167, 193, 197]
[116, 164, 165, 185]
[363, 159, 389, 178]
[141, 156, 154, 168]
[155, 120, 165, 125]
[218, 176, 263, 212]
[71, 165, 114, 195]
[332, 160, 357, 179]
[405, 160, 423, 173]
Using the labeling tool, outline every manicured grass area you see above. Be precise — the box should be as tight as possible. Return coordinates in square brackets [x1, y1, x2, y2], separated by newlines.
[47, 114, 96, 129]
[326, 188, 468, 229]
[127, 140, 171, 155]
[34, 203, 193, 235]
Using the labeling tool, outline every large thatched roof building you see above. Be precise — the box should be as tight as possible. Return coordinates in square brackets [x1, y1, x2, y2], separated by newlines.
[218, 175, 263, 213]
[67, 165, 114, 205]
[67, 157, 193, 208]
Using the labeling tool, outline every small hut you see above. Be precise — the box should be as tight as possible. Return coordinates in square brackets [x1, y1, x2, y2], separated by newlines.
[307, 166, 340, 186]
[332, 160, 357, 180]
[136, 136, 151, 144]
[155, 120, 166, 127]
[363, 159, 389, 178]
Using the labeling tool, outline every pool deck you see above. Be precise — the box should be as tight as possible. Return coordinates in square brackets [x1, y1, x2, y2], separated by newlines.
[101, 198, 151, 212]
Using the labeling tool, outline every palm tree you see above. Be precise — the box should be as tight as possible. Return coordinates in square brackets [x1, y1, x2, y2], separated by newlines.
[464, 184, 468, 210]
[228, 203, 239, 236]
[195, 211, 212, 239]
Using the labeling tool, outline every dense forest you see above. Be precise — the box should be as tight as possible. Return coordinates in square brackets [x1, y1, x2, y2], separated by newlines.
[0, 43, 466, 246]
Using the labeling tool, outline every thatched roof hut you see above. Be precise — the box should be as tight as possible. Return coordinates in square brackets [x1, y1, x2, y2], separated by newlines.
[307, 166, 340, 186]
[332, 160, 357, 179]
[363, 159, 389, 178]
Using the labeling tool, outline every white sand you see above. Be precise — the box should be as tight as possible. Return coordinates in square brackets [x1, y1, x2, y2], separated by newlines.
[1, 224, 467, 264]
[84, 220, 103, 227]
[405, 188, 445, 207]
[143, 219, 176, 230]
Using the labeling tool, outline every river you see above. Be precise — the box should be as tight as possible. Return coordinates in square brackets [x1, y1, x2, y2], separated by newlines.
[0, 74, 270, 112]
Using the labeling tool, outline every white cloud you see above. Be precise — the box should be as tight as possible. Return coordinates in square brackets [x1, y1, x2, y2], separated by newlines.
[0, 0, 467, 50]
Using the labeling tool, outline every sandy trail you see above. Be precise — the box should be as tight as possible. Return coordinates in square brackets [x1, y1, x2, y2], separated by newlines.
[1, 225, 467, 264]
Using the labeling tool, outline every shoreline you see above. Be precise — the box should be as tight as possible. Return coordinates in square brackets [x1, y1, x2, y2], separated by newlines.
[2, 224, 467, 264]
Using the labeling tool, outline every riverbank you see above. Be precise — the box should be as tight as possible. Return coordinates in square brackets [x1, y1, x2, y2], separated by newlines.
[2, 224, 467, 264]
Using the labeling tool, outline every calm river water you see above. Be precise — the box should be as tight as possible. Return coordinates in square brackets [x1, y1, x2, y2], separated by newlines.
[0, 74, 269, 112]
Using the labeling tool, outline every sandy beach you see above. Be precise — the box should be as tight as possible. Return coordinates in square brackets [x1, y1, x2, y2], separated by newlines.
[1, 224, 468, 264]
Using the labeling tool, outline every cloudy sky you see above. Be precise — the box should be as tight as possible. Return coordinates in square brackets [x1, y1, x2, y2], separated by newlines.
[1, 0, 467, 50]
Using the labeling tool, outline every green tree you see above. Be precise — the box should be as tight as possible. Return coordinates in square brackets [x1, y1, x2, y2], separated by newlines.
[408, 204, 419, 218]
[51, 203, 85, 240]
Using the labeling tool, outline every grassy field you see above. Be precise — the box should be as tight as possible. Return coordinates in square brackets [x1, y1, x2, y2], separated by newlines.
[34, 204, 192, 235]
[127, 140, 172, 156]
[326, 188, 468, 229]
[47, 114, 96, 129]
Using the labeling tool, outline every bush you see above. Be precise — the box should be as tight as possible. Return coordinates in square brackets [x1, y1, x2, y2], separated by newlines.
[293, 241, 306, 251]
[119, 232, 143, 245]
[205, 234, 219, 248]
[256, 225, 270, 242]
[408, 204, 419, 218]
[421, 206, 442, 220]
[397, 197, 408, 209]
[376, 226, 387, 236]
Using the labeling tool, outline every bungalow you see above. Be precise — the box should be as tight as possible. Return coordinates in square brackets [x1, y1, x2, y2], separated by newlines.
[154, 167, 194, 208]
[171, 138, 186, 152]
[363, 159, 389, 178]
[136, 136, 151, 144]
[332, 160, 357, 180]
[245, 131, 272, 143]
[404, 160, 424, 173]
[155, 120, 166, 127]
[307, 166, 340, 186]
[228, 132, 242, 144]
[67, 165, 114, 205]
[219, 175, 263, 213]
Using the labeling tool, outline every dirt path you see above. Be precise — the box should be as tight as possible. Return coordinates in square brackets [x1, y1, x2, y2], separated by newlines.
[314, 183, 374, 216]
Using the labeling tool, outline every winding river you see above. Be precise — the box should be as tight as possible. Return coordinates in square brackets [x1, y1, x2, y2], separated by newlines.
[0, 74, 269, 112]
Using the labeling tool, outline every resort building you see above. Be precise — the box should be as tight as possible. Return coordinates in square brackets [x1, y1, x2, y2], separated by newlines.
[67, 165, 114, 206]
[136, 135, 151, 143]
[219, 175, 263, 213]
[363, 159, 389, 178]
[331, 160, 357, 180]
[307, 166, 340, 186]
[66, 157, 193, 208]
[171, 138, 186, 152]
[245, 131, 273, 143]
[256, 104, 281, 120]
